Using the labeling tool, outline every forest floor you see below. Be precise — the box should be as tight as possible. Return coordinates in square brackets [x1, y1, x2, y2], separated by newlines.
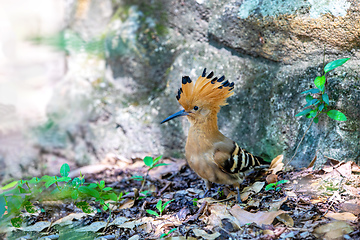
[4, 155, 360, 240]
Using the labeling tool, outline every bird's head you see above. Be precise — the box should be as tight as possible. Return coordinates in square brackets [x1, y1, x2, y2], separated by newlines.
[161, 68, 234, 125]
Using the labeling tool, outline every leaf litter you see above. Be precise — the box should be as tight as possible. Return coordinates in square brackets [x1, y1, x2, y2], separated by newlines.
[4, 155, 360, 239]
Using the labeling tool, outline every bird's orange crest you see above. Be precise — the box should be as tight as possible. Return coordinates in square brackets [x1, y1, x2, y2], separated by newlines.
[176, 68, 234, 112]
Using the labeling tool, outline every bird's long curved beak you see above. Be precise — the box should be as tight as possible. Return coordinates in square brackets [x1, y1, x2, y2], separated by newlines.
[161, 109, 188, 124]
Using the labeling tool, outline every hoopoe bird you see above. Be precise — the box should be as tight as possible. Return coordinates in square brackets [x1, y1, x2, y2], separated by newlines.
[161, 68, 268, 200]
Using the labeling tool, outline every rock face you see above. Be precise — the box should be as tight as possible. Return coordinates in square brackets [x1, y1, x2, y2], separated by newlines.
[92, 0, 359, 166]
[2, 0, 360, 181]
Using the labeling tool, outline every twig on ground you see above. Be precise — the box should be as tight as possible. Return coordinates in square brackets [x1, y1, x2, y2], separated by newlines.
[157, 182, 172, 196]
[184, 201, 208, 223]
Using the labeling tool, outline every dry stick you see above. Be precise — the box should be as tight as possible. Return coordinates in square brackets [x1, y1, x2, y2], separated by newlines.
[184, 201, 208, 223]
[102, 203, 113, 233]
[138, 171, 149, 197]
[286, 117, 316, 168]
[46, 219, 54, 233]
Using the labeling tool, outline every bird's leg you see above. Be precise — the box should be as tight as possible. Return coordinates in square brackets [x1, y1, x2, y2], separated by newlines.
[201, 179, 212, 198]
[234, 183, 242, 203]
[236, 187, 243, 203]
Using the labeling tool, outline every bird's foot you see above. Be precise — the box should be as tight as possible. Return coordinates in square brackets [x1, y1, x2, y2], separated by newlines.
[236, 187, 243, 204]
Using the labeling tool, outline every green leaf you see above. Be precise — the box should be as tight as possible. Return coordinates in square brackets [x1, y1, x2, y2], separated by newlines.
[322, 93, 329, 105]
[71, 190, 79, 200]
[160, 228, 177, 238]
[99, 180, 105, 189]
[60, 163, 70, 177]
[324, 58, 350, 73]
[102, 187, 112, 192]
[72, 178, 82, 187]
[131, 175, 144, 181]
[309, 110, 317, 118]
[23, 201, 36, 213]
[327, 110, 347, 121]
[301, 89, 320, 94]
[305, 94, 313, 102]
[295, 108, 312, 117]
[153, 163, 169, 168]
[313, 117, 319, 123]
[304, 99, 319, 108]
[143, 156, 154, 167]
[314, 76, 326, 92]
[156, 200, 163, 213]
[161, 199, 174, 212]
[18, 186, 27, 194]
[11, 216, 23, 228]
[57, 177, 72, 182]
[319, 103, 325, 112]
[108, 192, 118, 201]
[146, 209, 159, 217]
[78, 186, 100, 198]
[1, 181, 19, 191]
[265, 183, 275, 191]
[276, 180, 289, 185]
[98, 199, 105, 205]
[76, 201, 93, 213]
[0, 196, 6, 217]
[153, 155, 163, 165]
[88, 183, 98, 189]
[103, 205, 108, 211]
[44, 177, 57, 188]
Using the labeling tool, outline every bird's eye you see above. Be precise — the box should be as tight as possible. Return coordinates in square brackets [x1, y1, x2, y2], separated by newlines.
[193, 106, 199, 111]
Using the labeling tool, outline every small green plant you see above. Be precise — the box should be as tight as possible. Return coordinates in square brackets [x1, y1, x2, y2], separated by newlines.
[146, 199, 174, 217]
[160, 228, 177, 238]
[0, 163, 123, 229]
[265, 180, 289, 191]
[295, 57, 349, 122]
[192, 198, 198, 207]
[288, 57, 350, 166]
[134, 156, 169, 195]
[217, 188, 224, 198]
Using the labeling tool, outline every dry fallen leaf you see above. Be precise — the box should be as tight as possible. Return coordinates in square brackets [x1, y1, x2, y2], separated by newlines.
[77, 221, 107, 232]
[266, 173, 278, 184]
[22, 221, 51, 232]
[276, 213, 294, 227]
[206, 204, 241, 228]
[240, 181, 265, 201]
[268, 155, 284, 174]
[325, 212, 357, 222]
[307, 154, 317, 168]
[192, 229, 221, 240]
[336, 161, 352, 177]
[285, 191, 297, 197]
[268, 196, 288, 211]
[53, 213, 90, 227]
[351, 161, 360, 172]
[230, 205, 288, 226]
[340, 201, 360, 215]
[314, 221, 354, 239]
[119, 199, 135, 209]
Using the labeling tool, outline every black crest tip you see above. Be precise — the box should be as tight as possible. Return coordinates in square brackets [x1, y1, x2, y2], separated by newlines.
[229, 82, 234, 88]
[217, 75, 225, 82]
[207, 71, 214, 79]
[222, 80, 230, 87]
[202, 68, 206, 77]
[182, 76, 187, 84]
